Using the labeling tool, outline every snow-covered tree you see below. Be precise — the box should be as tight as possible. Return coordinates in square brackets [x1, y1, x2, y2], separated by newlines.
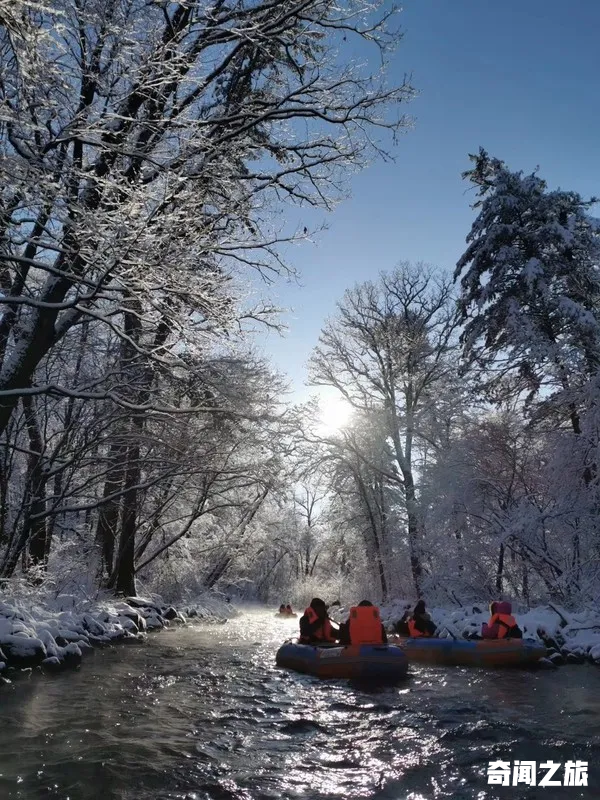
[0, 0, 413, 434]
[455, 149, 600, 432]
[324, 416, 406, 601]
[309, 263, 459, 595]
[0, 0, 415, 594]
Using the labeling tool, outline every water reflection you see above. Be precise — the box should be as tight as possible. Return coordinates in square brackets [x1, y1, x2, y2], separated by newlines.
[0, 610, 597, 800]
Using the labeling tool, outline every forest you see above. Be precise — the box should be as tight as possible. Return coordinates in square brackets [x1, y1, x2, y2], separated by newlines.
[1, 0, 599, 614]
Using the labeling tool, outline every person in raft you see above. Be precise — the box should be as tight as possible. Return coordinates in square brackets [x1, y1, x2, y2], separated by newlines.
[393, 609, 411, 636]
[338, 600, 388, 645]
[299, 598, 340, 643]
[482, 601, 523, 639]
[285, 604, 294, 615]
[408, 600, 437, 637]
[278, 603, 286, 614]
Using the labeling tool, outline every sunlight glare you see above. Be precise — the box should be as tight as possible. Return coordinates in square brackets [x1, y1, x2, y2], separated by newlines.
[317, 394, 353, 434]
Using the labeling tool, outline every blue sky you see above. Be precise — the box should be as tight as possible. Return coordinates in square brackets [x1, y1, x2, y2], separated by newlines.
[256, 0, 600, 400]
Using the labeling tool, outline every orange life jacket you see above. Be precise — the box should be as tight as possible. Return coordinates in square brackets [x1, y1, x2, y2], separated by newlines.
[489, 613, 518, 639]
[408, 617, 432, 638]
[300, 606, 335, 642]
[347, 606, 384, 645]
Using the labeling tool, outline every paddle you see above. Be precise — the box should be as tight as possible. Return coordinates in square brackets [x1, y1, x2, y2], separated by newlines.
[324, 601, 343, 633]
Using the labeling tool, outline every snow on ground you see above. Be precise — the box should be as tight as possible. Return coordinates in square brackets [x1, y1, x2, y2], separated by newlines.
[0, 591, 237, 676]
[328, 599, 600, 666]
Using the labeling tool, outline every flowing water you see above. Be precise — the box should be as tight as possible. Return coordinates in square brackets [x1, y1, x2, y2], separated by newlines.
[0, 610, 598, 800]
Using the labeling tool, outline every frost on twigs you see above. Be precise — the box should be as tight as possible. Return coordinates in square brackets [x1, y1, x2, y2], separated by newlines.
[0, 0, 413, 602]
[0, 0, 413, 420]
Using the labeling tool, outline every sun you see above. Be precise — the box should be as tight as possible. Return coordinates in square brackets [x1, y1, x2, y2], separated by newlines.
[317, 392, 353, 434]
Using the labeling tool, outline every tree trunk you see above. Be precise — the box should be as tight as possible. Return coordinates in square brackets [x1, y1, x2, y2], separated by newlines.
[569, 531, 581, 594]
[355, 472, 388, 601]
[388, 400, 423, 597]
[495, 542, 504, 594]
[95, 439, 127, 579]
[0, 455, 8, 554]
[22, 396, 50, 570]
[0, 268, 82, 436]
[373, 532, 388, 602]
[109, 436, 140, 597]
[522, 561, 530, 607]
[106, 302, 145, 596]
[404, 473, 422, 596]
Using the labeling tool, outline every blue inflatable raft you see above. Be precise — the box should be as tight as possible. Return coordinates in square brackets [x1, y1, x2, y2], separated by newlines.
[389, 635, 546, 667]
[276, 641, 408, 681]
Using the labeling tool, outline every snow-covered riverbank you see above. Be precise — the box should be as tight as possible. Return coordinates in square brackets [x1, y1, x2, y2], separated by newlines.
[0, 592, 237, 676]
[5, 592, 600, 676]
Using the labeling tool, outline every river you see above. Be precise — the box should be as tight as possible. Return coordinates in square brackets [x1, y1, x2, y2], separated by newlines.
[0, 609, 598, 800]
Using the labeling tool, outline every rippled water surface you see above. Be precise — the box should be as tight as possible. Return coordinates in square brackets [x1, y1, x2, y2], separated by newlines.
[0, 610, 598, 800]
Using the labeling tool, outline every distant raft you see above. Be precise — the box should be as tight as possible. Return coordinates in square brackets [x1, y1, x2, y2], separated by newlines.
[276, 641, 408, 681]
[389, 636, 546, 667]
[275, 611, 298, 618]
